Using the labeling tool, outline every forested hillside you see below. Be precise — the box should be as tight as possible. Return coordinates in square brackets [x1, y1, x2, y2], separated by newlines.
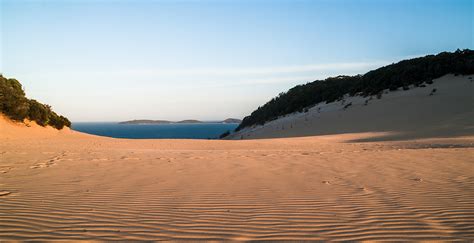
[236, 49, 474, 131]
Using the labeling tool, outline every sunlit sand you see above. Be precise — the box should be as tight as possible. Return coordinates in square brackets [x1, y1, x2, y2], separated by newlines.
[1, 109, 473, 240]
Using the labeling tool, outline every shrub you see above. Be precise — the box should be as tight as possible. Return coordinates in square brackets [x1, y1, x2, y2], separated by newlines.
[343, 102, 352, 109]
[27, 100, 50, 126]
[0, 75, 71, 130]
[0, 77, 30, 121]
[219, 130, 230, 139]
[48, 112, 71, 129]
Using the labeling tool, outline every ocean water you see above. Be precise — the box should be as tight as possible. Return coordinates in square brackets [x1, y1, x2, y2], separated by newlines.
[72, 122, 238, 139]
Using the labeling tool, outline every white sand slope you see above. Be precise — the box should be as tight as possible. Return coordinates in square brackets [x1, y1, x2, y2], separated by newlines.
[229, 74, 474, 141]
[0, 114, 473, 240]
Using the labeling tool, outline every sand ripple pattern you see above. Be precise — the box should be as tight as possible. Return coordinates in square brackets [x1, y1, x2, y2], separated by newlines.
[0, 142, 473, 240]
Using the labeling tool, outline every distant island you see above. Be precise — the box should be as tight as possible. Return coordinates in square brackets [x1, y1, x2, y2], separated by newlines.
[176, 119, 202, 124]
[119, 118, 242, 125]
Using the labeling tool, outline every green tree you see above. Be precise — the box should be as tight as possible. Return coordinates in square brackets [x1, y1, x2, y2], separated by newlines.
[0, 74, 71, 130]
[236, 49, 474, 131]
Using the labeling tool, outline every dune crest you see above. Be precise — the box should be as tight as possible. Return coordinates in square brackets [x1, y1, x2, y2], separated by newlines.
[0, 114, 71, 139]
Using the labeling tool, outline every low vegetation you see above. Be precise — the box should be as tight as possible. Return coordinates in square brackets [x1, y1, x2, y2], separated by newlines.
[0, 75, 71, 129]
[219, 130, 231, 139]
[236, 49, 474, 131]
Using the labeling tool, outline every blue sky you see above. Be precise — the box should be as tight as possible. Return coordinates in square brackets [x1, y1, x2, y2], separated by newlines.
[1, 0, 472, 122]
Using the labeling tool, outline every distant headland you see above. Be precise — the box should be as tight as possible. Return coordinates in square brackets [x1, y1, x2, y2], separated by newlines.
[119, 118, 242, 125]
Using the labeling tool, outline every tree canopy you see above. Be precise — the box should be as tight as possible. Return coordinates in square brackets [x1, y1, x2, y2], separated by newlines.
[0, 75, 71, 129]
[236, 49, 474, 131]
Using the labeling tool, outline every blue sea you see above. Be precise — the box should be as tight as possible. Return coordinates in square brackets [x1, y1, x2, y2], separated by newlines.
[72, 122, 238, 139]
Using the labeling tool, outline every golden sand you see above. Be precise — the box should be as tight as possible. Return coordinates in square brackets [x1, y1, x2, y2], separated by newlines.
[0, 114, 473, 240]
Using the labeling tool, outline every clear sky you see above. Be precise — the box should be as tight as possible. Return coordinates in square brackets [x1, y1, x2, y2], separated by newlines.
[1, 0, 472, 122]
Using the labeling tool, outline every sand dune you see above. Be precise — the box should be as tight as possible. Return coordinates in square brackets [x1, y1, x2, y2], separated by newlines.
[230, 74, 474, 141]
[0, 114, 473, 240]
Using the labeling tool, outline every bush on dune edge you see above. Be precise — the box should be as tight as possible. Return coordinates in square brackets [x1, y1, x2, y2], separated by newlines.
[0, 75, 71, 130]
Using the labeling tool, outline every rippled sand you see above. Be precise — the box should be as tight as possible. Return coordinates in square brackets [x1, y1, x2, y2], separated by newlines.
[0, 116, 473, 240]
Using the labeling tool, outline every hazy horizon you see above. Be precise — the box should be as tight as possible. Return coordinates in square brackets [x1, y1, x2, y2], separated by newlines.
[1, 0, 472, 122]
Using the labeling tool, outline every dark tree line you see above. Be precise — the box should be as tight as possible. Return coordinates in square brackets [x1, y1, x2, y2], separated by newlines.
[0, 75, 71, 129]
[236, 49, 474, 131]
